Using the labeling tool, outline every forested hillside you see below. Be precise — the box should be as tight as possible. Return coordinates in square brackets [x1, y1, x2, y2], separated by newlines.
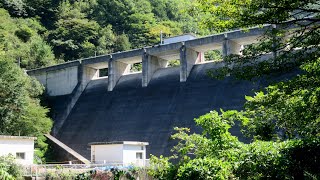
[1, 1, 319, 177]
[0, 0, 208, 69]
[0, 0, 208, 163]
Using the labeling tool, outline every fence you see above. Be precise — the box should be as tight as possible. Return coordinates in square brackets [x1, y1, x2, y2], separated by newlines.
[22, 160, 150, 177]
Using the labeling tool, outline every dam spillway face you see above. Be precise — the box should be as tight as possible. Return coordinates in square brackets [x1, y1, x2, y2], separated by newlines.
[48, 62, 296, 159]
[28, 25, 300, 159]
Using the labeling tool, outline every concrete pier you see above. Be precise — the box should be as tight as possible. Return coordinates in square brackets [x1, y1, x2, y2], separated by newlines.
[180, 45, 200, 82]
[27, 24, 282, 95]
[142, 51, 168, 87]
[108, 57, 131, 91]
[223, 36, 243, 57]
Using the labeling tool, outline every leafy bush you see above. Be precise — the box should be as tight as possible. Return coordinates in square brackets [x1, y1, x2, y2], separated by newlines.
[177, 158, 232, 180]
[231, 139, 320, 179]
[0, 155, 23, 180]
[148, 109, 320, 179]
[234, 141, 291, 179]
[148, 155, 176, 180]
[0, 169, 14, 180]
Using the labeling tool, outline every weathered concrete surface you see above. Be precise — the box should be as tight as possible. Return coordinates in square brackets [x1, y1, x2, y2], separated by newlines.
[52, 62, 297, 159]
[27, 24, 275, 75]
[30, 65, 79, 96]
[28, 25, 277, 93]
[108, 60, 131, 91]
[223, 38, 242, 57]
[180, 46, 199, 82]
[142, 53, 168, 87]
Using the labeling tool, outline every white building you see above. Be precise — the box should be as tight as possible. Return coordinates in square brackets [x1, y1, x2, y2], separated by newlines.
[89, 141, 149, 166]
[0, 135, 36, 165]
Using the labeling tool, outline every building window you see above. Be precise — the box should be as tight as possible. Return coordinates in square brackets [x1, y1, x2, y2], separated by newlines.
[141, 146, 144, 150]
[136, 152, 143, 159]
[16, 152, 25, 160]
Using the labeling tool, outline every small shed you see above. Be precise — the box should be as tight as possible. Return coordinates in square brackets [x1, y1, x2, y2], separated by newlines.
[89, 141, 149, 166]
[0, 135, 36, 165]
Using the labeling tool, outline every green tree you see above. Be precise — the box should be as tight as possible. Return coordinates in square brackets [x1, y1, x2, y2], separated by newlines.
[149, 0, 320, 179]
[49, 0, 117, 61]
[113, 34, 131, 52]
[0, 155, 23, 179]
[0, 8, 56, 69]
[92, 0, 135, 33]
[0, 58, 52, 133]
[192, 0, 320, 140]
[149, 110, 320, 179]
[0, 58, 53, 161]
[0, 0, 27, 17]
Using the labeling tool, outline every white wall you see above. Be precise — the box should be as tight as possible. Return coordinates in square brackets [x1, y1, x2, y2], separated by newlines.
[91, 144, 147, 166]
[91, 144, 123, 164]
[123, 144, 146, 166]
[0, 138, 34, 165]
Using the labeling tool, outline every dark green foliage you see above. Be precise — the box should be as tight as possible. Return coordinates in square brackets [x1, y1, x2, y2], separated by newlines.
[14, 27, 32, 42]
[285, 139, 320, 179]
[234, 139, 320, 179]
[149, 0, 319, 179]
[0, 58, 53, 162]
[149, 111, 320, 179]
[0, 155, 23, 179]
[99, 68, 108, 77]
[0, 9, 56, 69]
[204, 50, 222, 61]
[1, 0, 213, 63]
[0, 0, 27, 17]
[114, 34, 131, 52]
[131, 63, 142, 72]
[237, 59, 320, 141]
[177, 158, 232, 180]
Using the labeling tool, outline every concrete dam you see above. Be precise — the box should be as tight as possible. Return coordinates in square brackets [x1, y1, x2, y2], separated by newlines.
[27, 25, 297, 160]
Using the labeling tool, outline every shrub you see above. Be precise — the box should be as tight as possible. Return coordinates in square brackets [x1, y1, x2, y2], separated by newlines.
[234, 139, 320, 179]
[234, 141, 290, 179]
[177, 158, 233, 180]
[148, 155, 177, 180]
[0, 155, 23, 180]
